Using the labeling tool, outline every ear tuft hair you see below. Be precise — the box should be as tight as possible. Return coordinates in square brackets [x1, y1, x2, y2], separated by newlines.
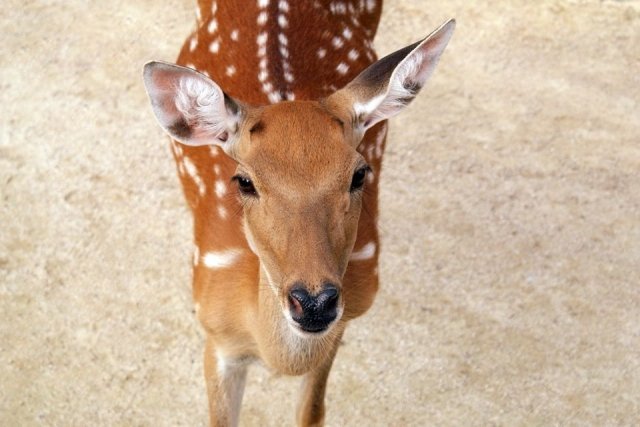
[174, 76, 229, 140]
[143, 61, 244, 150]
[330, 19, 455, 137]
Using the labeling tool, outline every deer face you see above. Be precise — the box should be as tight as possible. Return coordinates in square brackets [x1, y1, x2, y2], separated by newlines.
[143, 20, 455, 335]
[233, 102, 367, 334]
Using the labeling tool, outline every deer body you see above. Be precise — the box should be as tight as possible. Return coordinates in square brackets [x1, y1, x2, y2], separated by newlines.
[144, 1, 454, 425]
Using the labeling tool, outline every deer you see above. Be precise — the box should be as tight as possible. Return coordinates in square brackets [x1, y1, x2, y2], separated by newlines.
[143, 1, 454, 425]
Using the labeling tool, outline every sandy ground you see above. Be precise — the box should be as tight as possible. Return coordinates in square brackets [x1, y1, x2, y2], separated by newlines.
[2, 0, 640, 425]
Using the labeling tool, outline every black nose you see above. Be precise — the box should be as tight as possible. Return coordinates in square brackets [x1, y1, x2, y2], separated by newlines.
[288, 284, 340, 333]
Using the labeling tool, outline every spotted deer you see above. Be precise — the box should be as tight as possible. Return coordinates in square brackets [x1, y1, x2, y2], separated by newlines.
[143, 0, 454, 425]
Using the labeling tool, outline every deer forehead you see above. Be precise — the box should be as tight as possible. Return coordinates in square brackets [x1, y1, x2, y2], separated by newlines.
[238, 101, 360, 190]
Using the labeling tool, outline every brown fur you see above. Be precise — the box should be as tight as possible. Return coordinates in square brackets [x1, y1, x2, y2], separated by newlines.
[176, 2, 383, 425]
[144, 1, 454, 425]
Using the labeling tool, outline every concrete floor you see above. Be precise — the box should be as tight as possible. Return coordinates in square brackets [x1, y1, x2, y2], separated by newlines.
[1, 0, 639, 425]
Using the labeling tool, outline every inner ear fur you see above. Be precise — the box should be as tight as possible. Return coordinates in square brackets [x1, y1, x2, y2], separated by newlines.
[326, 19, 456, 142]
[143, 61, 246, 153]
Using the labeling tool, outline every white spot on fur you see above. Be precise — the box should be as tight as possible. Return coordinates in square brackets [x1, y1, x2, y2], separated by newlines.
[366, 49, 375, 61]
[207, 19, 218, 34]
[336, 62, 349, 75]
[183, 156, 197, 178]
[210, 146, 220, 157]
[230, 29, 239, 41]
[257, 32, 268, 46]
[350, 241, 376, 261]
[183, 156, 206, 196]
[189, 35, 198, 52]
[268, 92, 282, 103]
[317, 48, 327, 59]
[278, 0, 289, 12]
[278, 14, 288, 28]
[171, 140, 183, 157]
[275, 10, 293, 89]
[218, 205, 229, 219]
[256, 27, 281, 103]
[202, 248, 242, 269]
[348, 48, 359, 61]
[350, 15, 361, 28]
[209, 39, 220, 54]
[258, 44, 267, 57]
[257, 11, 268, 25]
[215, 179, 227, 198]
[330, 1, 347, 14]
[332, 36, 344, 49]
[213, 164, 221, 174]
[342, 27, 353, 40]
[365, 0, 376, 12]
[226, 65, 236, 76]
[258, 0, 269, 7]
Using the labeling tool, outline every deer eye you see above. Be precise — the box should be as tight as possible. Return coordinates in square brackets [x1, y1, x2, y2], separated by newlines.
[350, 166, 370, 192]
[232, 175, 258, 197]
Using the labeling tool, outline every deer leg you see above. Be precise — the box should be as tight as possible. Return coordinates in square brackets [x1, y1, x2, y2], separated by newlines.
[204, 336, 248, 427]
[296, 331, 344, 427]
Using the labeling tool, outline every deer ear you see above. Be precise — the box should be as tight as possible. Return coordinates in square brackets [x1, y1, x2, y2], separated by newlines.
[143, 61, 244, 151]
[328, 19, 455, 136]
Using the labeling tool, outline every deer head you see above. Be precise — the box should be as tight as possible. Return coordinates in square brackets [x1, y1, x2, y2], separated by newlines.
[143, 20, 455, 336]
